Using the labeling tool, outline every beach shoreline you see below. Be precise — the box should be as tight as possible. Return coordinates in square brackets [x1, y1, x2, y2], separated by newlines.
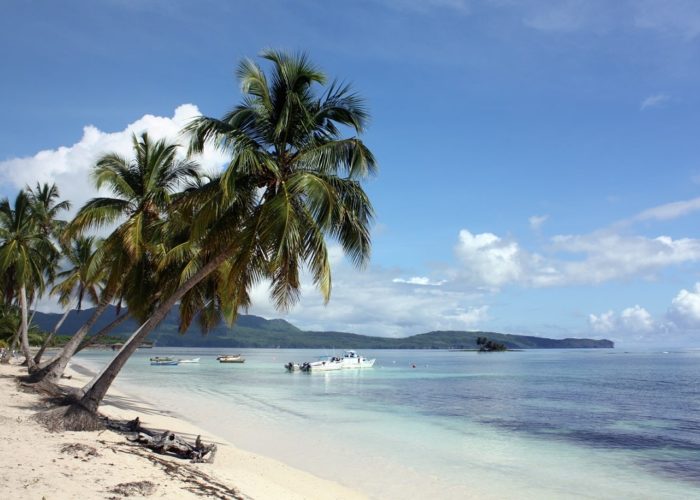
[0, 361, 367, 500]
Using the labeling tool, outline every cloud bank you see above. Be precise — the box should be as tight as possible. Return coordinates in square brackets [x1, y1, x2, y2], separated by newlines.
[0, 104, 227, 218]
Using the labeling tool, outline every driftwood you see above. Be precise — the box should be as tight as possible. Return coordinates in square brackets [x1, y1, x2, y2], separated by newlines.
[106, 443, 245, 499]
[118, 417, 217, 463]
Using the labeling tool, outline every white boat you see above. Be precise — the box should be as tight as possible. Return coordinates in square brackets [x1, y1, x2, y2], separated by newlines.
[217, 354, 245, 363]
[300, 356, 344, 372]
[340, 350, 375, 369]
[178, 357, 200, 363]
[285, 362, 301, 372]
[150, 358, 179, 366]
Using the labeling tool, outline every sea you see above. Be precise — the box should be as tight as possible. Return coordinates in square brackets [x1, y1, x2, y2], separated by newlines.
[74, 348, 700, 499]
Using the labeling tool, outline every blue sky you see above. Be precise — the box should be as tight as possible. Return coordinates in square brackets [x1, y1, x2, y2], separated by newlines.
[2, 0, 700, 347]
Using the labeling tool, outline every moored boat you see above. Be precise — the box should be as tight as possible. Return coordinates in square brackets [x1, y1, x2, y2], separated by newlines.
[150, 358, 179, 366]
[340, 350, 375, 369]
[150, 356, 175, 362]
[217, 354, 245, 363]
[300, 356, 344, 372]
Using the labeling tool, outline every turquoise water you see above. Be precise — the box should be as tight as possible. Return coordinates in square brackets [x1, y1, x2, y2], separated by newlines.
[75, 348, 700, 499]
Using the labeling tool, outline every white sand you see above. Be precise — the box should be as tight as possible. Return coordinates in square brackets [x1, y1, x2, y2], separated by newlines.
[0, 362, 367, 499]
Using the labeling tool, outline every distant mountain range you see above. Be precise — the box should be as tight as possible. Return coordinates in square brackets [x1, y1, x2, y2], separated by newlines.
[32, 305, 614, 349]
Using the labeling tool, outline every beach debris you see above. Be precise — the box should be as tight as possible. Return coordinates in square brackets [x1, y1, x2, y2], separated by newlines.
[109, 480, 157, 497]
[127, 427, 218, 464]
[112, 445, 245, 499]
[60, 442, 100, 461]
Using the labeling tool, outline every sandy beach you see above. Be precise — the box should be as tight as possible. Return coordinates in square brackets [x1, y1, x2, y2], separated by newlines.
[0, 362, 367, 500]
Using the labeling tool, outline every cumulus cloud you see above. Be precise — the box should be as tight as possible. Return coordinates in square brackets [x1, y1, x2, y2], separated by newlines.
[587, 283, 700, 338]
[589, 305, 655, 334]
[549, 232, 700, 284]
[0, 104, 228, 218]
[589, 310, 616, 333]
[667, 283, 700, 329]
[640, 93, 670, 110]
[453, 229, 526, 287]
[450, 227, 700, 289]
[620, 305, 655, 333]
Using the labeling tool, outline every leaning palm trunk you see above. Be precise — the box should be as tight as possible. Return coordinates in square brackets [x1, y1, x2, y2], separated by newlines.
[29, 300, 111, 383]
[18, 286, 36, 370]
[20, 300, 39, 367]
[76, 251, 230, 415]
[76, 312, 130, 354]
[34, 304, 74, 365]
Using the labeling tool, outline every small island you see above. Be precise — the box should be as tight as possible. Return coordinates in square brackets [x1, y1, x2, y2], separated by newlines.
[476, 336, 507, 352]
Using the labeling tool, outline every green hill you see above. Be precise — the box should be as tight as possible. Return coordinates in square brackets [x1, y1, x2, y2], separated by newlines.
[32, 306, 613, 349]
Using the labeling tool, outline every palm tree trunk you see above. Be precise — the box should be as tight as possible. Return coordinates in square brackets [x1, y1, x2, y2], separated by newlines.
[76, 312, 130, 354]
[34, 305, 73, 365]
[30, 300, 111, 382]
[18, 286, 36, 370]
[78, 249, 232, 413]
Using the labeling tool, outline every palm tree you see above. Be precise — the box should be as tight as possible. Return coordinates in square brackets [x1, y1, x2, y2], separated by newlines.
[0, 191, 57, 370]
[27, 182, 71, 238]
[31, 133, 201, 386]
[32, 236, 103, 365]
[52, 50, 376, 430]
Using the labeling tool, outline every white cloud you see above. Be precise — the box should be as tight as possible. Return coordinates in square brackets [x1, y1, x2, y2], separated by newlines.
[667, 283, 700, 329]
[392, 276, 446, 286]
[640, 93, 670, 110]
[589, 310, 616, 333]
[529, 214, 548, 230]
[446, 305, 490, 326]
[632, 197, 700, 222]
[0, 104, 228, 218]
[454, 229, 527, 287]
[620, 305, 655, 333]
[247, 254, 489, 337]
[589, 305, 655, 334]
[450, 227, 700, 289]
[549, 232, 700, 284]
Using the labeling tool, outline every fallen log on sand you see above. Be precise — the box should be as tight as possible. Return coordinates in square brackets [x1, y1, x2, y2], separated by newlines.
[113, 417, 217, 463]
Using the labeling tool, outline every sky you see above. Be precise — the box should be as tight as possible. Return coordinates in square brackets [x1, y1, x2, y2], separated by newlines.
[2, 0, 700, 347]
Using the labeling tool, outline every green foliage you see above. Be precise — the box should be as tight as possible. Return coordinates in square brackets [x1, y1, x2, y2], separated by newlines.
[182, 49, 376, 329]
[476, 336, 507, 352]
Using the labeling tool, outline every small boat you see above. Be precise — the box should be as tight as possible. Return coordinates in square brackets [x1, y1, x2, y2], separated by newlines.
[340, 350, 375, 369]
[178, 357, 200, 363]
[300, 356, 344, 372]
[217, 354, 245, 363]
[150, 358, 179, 366]
[285, 362, 301, 372]
[150, 356, 175, 362]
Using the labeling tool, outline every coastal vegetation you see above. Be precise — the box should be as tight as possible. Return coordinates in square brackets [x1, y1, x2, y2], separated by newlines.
[0, 50, 376, 431]
[476, 336, 507, 352]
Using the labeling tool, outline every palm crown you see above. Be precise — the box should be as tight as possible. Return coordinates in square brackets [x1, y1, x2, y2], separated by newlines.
[186, 49, 376, 310]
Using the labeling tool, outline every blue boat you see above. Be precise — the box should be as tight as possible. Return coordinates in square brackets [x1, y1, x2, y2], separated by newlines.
[150, 357, 179, 366]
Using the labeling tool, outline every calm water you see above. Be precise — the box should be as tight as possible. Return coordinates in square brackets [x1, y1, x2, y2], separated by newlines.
[75, 348, 700, 499]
